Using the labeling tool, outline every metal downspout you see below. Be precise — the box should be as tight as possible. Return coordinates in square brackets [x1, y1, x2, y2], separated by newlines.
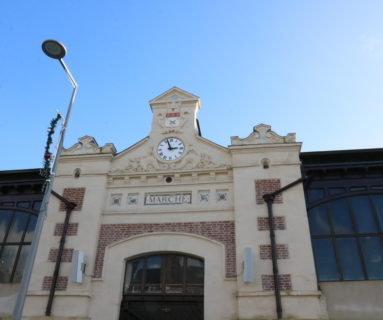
[45, 190, 76, 316]
[262, 177, 307, 320]
[263, 194, 282, 319]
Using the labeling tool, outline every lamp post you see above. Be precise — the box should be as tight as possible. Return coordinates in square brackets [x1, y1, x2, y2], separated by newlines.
[13, 40, 78, 320]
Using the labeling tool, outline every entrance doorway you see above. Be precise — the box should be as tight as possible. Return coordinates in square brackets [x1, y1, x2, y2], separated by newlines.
[119, 253, 204, 320]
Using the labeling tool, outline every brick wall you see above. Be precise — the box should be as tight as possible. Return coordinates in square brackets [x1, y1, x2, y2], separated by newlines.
[255, 179, 282, 204]
[261, 274, 292, 291]
[54, 223, 78, 236]
[59, 188, 86, 211]
[42, 276, 68, 291]
[94, 221, 236, 278]
[257, 217, 286, 230]
[259, 244, 289, 259]
[48, 248, 74, 262]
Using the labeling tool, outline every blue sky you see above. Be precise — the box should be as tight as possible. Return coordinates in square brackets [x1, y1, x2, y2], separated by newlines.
[1, 1, 382, 170]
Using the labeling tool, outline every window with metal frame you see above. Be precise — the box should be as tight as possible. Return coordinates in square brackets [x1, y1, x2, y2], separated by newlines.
[123, 253, 204, 295]
[308, 191, 383, 281]
[0, 200, 41, 283]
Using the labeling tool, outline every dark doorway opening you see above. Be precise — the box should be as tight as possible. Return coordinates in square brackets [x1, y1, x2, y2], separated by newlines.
[119, 253, 204, 320]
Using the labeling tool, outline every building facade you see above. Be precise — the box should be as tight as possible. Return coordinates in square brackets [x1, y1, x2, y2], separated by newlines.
[15, 87, 382, 320]
[301, 149, 383, 320]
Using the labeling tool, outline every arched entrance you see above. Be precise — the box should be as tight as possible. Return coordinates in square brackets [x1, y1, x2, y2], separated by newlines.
[119, 253, 204, 320]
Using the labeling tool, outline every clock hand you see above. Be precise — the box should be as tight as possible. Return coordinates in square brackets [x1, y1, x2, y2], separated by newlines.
[166, 139, 173, 150]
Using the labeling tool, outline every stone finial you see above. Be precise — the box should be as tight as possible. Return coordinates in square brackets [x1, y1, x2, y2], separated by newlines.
[63, 135, 116, 155]
[230, 124, 296, 145]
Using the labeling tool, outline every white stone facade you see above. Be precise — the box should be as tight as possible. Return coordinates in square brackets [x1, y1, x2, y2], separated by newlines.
[22, 87, 325, 320]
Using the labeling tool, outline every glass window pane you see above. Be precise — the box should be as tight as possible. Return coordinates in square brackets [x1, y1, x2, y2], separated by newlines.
[0, 202, 14, 207]
[186, 286, 203, 294]
[349, 186, 367, 192]
[6, 212, 28, 242]
[360, 236, 383, 280]
[309, 205, 330, 235]
[330, 199, 354, 234]
[307, 189, 324, 203]
[0, 210, 13, 242]
[32, 201, 42, 211]
[24, 215, 37, 242]
[0, 245, 18, 282]
[165, 255, 184, 284]
[312, 239, 339, 281]
[371, 195, 383, 230]
[13, 245, 30, 282]
[336, 238, 364, 280]
[350, 196, 378, 233]
[146, 256, 161, 284]
[125, 259, 144, 293]
[17, 202, 30, 209]
[144, 284, 161, 293]
[328, 188, 345, 196]
[186, 257, 204, 284]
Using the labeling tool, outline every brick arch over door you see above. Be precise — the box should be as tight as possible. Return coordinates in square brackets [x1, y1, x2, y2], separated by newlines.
[94, 221, 236, 278]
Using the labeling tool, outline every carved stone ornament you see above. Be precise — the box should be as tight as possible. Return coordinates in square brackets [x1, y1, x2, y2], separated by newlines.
[110, 194, 122, 207]
[216, 190, 228, 202]
[63, 136, 116, 155]
[111, 147, 228, 174]
[230, 124, 296, 145]
[128, 194, 139, 205]
[156, 103, 188, 134]
[199, 191, 209, 203]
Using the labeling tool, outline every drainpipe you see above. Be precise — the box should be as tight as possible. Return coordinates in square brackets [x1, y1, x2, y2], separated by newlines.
[45, 190, 76, 316]
[262, 177, 307, 320]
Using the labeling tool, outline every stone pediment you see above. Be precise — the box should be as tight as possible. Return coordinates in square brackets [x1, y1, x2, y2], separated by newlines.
[111, 146, 229, 174]
[149, 87, 200, 106]
[63, 136, 116, 155]
[230, 124, 296, 146]
[111, 136, 230, 174]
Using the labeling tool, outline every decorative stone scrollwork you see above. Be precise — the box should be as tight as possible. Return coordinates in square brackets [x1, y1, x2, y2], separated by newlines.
[230, 124, 296, 145]
[63, 136, 116, 155]
[111, 147, 228, 174]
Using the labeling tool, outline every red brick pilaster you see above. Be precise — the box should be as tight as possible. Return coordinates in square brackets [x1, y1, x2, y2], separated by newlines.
[42, 276, 68, 291]
[48, 248, 74, 262]
[259, 244, 289, 259]
[261, 274, 292, 291]
[59, 188, 86, 211]
[257, 217, 286, 231]
[54, 223, 78, 236]
[256, 179, 282, 204]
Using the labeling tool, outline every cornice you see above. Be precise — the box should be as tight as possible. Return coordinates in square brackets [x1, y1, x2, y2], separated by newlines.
[229, 143, 302, 153]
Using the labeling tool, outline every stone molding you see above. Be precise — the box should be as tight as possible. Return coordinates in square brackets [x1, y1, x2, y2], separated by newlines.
[231, 123, 296, 145]
[62, 136, 116, 155]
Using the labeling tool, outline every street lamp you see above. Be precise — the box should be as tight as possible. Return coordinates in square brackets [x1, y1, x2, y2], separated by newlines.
[13, 40, 78, 320]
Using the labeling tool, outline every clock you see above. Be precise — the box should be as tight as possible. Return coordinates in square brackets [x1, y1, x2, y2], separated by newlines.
[157, 137, 185, 161]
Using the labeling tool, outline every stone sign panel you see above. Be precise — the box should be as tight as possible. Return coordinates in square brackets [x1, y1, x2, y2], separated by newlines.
[144, 192, 192, 205]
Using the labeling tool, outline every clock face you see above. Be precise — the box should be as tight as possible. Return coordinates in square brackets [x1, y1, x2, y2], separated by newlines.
[157, 137, 185, 161]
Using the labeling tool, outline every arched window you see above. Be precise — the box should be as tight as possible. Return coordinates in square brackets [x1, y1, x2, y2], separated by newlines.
[120, 253, 204, 320]
[123, 253, 204, 295]
[0, 206, 40, 283]
[308, 193, 383, 281]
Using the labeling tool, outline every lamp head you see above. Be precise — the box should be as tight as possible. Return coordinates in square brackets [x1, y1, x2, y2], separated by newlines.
[42, 40, 66, 59]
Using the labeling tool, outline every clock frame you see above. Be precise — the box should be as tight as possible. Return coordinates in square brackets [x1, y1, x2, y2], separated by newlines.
[156, 137, 185, 161]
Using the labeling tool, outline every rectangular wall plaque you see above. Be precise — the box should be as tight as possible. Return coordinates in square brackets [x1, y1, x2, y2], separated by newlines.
[144, 193, 192, 205]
